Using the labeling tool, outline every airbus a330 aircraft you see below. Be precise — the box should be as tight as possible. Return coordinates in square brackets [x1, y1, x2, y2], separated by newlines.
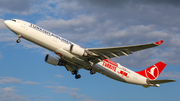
[4, 19, 175, 88]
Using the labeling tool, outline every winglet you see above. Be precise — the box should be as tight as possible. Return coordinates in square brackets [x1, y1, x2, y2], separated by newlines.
[154, 40, 164, 45]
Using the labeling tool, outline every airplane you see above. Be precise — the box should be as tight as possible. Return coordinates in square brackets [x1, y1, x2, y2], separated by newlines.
[4, 19, 175, 88]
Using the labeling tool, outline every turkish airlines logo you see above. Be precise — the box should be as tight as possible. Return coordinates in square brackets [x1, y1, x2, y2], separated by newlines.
[145, 65, 159, 80]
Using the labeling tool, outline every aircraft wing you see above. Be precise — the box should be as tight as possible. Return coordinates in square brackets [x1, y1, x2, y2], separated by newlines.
[86, 40, 163, 62]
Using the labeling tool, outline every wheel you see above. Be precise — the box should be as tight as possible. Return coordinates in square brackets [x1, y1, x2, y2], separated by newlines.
[16, 39, 21, 43]
[72, 70, 77, 75]
[75, 74, 81, 79]
[71, 71, 75, 75]
[87, 66, 92, 70]
[90, 70, 96, 75]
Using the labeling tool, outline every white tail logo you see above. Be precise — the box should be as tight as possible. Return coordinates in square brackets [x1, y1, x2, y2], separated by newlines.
[145, 65, 159, 80]
[148, 67, 156, 77]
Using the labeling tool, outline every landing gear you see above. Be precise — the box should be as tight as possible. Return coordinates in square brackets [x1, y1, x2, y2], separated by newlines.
[16, 35, 21, 43]
[90, 70, 96, 75]
[87, 65, 96, 75]
[75, 74, 81, 79]
[86, 65, 93, 70]
[16, 39, 21, 43]
[72, 70, 81, 79]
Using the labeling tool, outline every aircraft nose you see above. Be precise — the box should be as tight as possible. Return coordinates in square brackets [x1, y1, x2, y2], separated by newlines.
[4, 20, 11, 27]
[4, 20, 15, 30]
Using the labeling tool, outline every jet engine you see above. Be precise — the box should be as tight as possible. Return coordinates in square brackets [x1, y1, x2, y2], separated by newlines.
[69, 44, 92, 57]
[45, 54, 65, 66]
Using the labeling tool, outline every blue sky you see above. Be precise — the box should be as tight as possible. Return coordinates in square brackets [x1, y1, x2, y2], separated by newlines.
[0, 0, 180, 101]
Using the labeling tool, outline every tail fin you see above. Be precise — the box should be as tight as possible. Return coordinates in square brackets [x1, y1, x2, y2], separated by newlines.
[136, 61, 166, 80]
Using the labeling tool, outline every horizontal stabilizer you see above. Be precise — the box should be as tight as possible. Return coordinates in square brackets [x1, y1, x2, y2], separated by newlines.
[147, 79, 176, 84]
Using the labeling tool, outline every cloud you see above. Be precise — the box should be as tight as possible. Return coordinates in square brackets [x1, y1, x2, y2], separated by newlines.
[159, 71, 180, 79]
[0, 52, 3, 58]
[0, 31, 46, 54]
[0, 86, 27, 101]
[37, 15, 96, 33]
[23, 81, 41, 85]
[21, 41, 42, 49]
[0, 32, 17, 42]
[45, 85, 94, 100]
[0, 77, 41, 85]
[0, 29, 49, 57]
[0, 19, 6, 29]
[45, 85, 80, 93]
[0, 0, 36, 15]
[45, 86, 81, 98]
[55, 74, 63, 78]
[80, 0, 180, 5]
[36, 0, 83, 18]
[0, 77, 22, 84]
[81, 99, 96, 101]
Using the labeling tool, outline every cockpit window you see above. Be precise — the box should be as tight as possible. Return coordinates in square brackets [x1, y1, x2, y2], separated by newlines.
[11, 19, 16, 22]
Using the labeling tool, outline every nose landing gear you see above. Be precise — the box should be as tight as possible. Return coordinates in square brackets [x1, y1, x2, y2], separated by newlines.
[16, 35, 21, 43]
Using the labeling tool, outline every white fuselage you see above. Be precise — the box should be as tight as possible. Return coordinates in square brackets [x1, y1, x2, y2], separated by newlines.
[4, 19, 149, 86]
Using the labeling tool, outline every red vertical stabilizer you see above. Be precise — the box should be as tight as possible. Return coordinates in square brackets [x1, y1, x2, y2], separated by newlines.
[136, 62, 166, 80]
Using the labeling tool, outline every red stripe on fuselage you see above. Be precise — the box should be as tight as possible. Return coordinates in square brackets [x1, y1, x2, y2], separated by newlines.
[104, 59, 118, 67]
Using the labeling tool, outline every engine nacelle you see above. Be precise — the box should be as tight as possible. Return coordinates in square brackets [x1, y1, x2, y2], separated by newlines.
[69, 44, 91, 57]
[45, 54, 64, 66]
